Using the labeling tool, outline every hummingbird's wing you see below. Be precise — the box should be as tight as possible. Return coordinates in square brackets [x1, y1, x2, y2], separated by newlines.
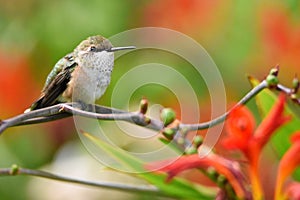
[28, 53, 77, 111]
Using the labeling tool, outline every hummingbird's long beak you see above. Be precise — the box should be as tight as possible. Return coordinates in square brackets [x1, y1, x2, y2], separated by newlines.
[108, 46, 136, 52]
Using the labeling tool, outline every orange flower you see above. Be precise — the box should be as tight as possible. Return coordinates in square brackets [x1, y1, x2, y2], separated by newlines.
[222, 105, 255, 153]
[0, 51, 39, 115]
[260, 8, 300, 69]
[223, 94, 291, 199]
[285, 182, 300, 200]
[142, 0, 222, 34]
[275, 132, 300, 200]
[147, 94, 292, 200]
[147, 153, 250, 199]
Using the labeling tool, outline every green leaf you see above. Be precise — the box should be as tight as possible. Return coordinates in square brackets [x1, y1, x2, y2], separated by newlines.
[249, 77, 300, 180]
[83, 132, 144, 171]
[158, 138, 184, 154]
[249, 77, 300, 156]
[82, 132, 216, 199]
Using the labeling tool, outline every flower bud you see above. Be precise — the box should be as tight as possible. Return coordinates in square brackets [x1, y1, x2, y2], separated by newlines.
[185, 146, 198, 154]
[160, 108, 176, 126]
[266, 74, 279, 87]
[162, 128, 176, 140]
[10, 164, 19, 175]
[139, 98, 148, 114]
[270, 65, 279, 76]
[292, 75, 299, 93]
[193, 135, 203, 147]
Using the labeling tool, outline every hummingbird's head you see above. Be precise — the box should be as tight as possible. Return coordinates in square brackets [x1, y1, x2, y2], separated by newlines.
[75, 35, 115, 68]
[75, 35, 136, 57]
[74, 35, 135, 70]
[75, 35, 112, 56]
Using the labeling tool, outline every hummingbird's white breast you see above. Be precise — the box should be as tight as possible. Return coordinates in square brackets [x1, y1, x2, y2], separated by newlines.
[63, 51, 114, 103]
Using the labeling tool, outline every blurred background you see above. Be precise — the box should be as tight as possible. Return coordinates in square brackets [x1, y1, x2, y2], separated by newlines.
[0, 0, 300, 199]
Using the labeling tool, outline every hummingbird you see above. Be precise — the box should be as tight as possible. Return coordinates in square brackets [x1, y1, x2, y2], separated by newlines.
[26, 35, 135, 112]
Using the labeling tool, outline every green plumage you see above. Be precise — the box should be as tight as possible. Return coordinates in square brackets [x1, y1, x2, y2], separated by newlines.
[29, 53, 77, 111]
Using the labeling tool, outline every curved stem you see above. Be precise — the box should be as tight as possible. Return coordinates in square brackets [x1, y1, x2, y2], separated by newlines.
[180, 80, 268, 131]
[0, 165, 164, 196]
[248, 165, 263, 200]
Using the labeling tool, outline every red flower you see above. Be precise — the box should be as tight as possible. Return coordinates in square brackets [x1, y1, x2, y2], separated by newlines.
[0, 51, 39, 115]
[285, 182, 300, 200]
[147, 94, 293, 200]
[223, 94, 291, 199]
[142, 0, 222, 34]
[275, 132, 300, 200]
[260, 8, 300, 69]
[222, 105, 255, 152]
[146, 152, 250, 199]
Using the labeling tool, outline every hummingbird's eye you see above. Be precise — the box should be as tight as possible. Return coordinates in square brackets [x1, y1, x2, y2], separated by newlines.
[89, 46, 97, 52]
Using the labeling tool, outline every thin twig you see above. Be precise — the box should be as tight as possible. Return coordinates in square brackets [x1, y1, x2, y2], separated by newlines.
[0, 103, 73, 134]
[14, 104, 128, 126]
[277, 83, 300, 104]
[16, 113, 72, 125]
[62, 104, 163, 130]
[0, 165, 164, 196]
[277, 84, 293, 94]
[180, 80, 268, 131]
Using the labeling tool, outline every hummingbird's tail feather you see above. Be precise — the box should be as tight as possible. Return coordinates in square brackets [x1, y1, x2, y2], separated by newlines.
[24, 96, 44, 113]
[24, 62, 76, 113]
[24, 95, 62, 113]
[24, 95, 47, 113]
[30, 95, 47, 110]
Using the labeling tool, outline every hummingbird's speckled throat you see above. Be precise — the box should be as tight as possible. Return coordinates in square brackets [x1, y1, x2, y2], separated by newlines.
[26, 35, 135, 112]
